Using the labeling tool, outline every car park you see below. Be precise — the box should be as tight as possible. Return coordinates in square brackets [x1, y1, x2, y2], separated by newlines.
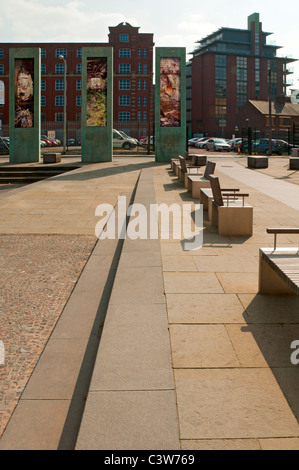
[205, 138, 231, 152]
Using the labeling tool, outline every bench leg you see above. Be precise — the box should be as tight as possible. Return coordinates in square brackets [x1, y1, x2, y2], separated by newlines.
[258, 255, 295, 295]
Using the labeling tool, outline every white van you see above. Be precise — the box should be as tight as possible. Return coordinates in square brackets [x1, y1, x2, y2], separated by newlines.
[113, 129, 137, 150]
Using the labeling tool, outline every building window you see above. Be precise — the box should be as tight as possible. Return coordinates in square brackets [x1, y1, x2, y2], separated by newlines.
[119, 48, 131, 58]
[76, 80, 81, 90]
[143, 111, 147, 122]
[119, 79, 131, 90]
[76, 95, 82, 106]
[143, 48, 147, 58]
[55, 113, 64, 122]
[119, 112, 130, 121]
[76, 112, 81, 122]
[55, 96, 64, 106]
[0, 65, 4, 74]
[0, 50, 3, 59]
[138, 96, 141, 106]
[77, 48, 82, 58]
[41, 64, 46, 74]
[215, 55, 226, 67]
[41, 80, 46, 91]
[76, 63, 82, 74]
[119, 95, 130, 106]
[41, 113, 46, 122]
[143, 80, 147, 90]
[137, 111, 141, 122]
[255, 32, 260, 56]
[138, 48, 142, 58]
[120, 34, 129, 42]
[143, 64, 147, 74]
[280, 117, 291, 127]
[41, 49, 46, 59]
[143, 96, 147, 106]
[236, 56, 247, 111]
[55, 79, 64, 90]
[56, 48, 67, 58]
[41, 96, 46, 107]
[138, 79, 142, 90]
[138, 64, 142, 74]
[119, 63, 131, 74]
[55, 63, 65, 74]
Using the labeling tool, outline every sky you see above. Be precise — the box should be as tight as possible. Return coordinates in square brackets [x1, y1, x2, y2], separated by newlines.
[0, 0, 298, 91]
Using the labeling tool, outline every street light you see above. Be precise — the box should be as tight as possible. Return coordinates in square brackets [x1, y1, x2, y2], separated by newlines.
[59, 55, 67, 155]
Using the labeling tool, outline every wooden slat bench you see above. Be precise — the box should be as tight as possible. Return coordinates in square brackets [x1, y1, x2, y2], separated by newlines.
[209, 175, 253, 236]
[259, 228, 299, 295]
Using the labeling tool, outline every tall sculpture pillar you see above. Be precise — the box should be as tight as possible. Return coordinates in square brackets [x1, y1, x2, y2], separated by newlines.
[9, 48, 41, 163]
[81, 47, 113, 162]
[155, 47, 186, 162]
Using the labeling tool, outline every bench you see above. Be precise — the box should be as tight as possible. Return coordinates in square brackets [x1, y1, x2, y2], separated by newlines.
[247, 156, 268, 169]
[200, 187, 240, 221]
[289, 158, 299, 170]
[259, 228, 299, 295]
[178, 155, 205, 183]
[209, 175, 253, 236]
[188, 161, 216, 196]
[43, 153, 62, 164]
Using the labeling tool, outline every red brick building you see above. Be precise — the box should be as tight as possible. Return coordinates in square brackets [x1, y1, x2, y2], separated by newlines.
[0, 22, 154, 140]
[187, 13, 297, 138]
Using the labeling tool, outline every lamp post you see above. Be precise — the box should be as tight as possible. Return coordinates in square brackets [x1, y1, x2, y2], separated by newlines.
[59, 55, 67, 155]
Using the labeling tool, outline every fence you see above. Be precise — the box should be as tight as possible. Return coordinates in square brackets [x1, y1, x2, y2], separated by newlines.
[0, 120, 155, 156]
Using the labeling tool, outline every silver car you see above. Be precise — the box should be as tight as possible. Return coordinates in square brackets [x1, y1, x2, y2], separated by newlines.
[205, 138, 231, 152]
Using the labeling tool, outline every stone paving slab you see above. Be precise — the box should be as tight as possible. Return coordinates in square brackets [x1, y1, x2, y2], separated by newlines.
[2, 155, 299, 450]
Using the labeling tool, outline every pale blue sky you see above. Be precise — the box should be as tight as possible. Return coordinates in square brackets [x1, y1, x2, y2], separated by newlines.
[0, 0, 298, 87]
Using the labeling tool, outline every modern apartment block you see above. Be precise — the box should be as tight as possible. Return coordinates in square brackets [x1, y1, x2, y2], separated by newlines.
[0, 22, 154, 139]
[188, 13, 297, 138]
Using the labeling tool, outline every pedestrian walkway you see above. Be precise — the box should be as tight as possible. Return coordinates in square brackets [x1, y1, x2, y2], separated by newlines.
[1, 155, 299, 450]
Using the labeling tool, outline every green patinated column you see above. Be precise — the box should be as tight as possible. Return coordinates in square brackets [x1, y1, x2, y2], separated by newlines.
[81, 47, 113, 162]
[9, 48, 41, 163]
[155, 47, 186, 162]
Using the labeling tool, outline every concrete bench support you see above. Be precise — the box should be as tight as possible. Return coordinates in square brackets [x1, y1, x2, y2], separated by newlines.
[247, 156, 268, 169]
[290, 157, 299, 170]
[43, 153, 62, 164]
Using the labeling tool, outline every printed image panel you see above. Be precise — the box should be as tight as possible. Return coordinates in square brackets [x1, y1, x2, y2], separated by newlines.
[86, 57, 107, 127]
[14, 59, 34, 128]
[160, 57, 181, 127]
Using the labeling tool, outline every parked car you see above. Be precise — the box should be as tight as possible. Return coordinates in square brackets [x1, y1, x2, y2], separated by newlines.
[119, 131, 139, 145]
[188, 137, 206, 147]
[40, 140, 47, 147]
[113, 129, 137, 149]
[227, 138, 242, 151]
[205, 138, 231, 152]
[195, 138, 212, 149]
[41, 135, 58, 146]
[40, 137, 54, 147]
[139, 136, 154, 146]
[253, 138, 296, 155]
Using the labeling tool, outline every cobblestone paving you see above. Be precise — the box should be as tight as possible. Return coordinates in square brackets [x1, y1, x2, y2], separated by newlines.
[0, 234, 96, 437]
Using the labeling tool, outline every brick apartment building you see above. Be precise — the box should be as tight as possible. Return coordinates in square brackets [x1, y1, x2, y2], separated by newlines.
[0, 22, 154, 140]
[187, 12, 297, 138]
